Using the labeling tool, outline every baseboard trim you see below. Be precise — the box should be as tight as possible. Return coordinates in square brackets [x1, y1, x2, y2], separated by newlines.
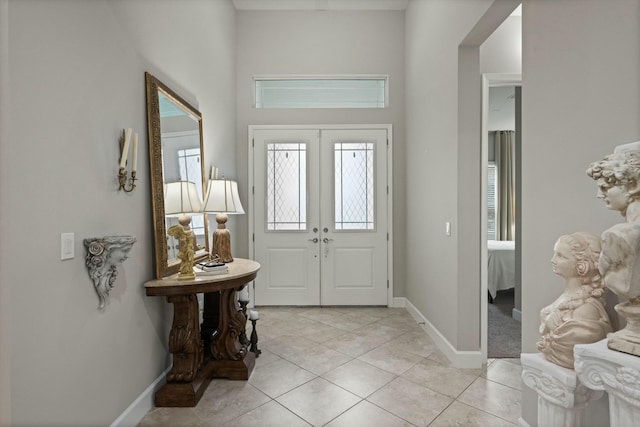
[110, 366, 170, 427]
[404, 298, 483, 369]
[517, 417, 531, 427]
[512, 308, 522, 322]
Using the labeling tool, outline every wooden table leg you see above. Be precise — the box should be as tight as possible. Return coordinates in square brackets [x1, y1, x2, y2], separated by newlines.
[204, 287, 255, 380]
[154, 294, 212, 407]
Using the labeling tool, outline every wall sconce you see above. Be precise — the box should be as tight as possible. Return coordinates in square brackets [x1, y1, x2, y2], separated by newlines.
[200, 176, 245, 263]
[118, 128, 138, 192]
[84, 235, 136, 309]
[164, 181, 203, 280]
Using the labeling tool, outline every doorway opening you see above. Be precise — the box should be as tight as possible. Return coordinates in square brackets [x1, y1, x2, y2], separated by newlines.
[483, 78, 522, 359]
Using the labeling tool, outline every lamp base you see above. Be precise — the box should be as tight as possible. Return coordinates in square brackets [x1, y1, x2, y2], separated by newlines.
[212, 213, 233, 263]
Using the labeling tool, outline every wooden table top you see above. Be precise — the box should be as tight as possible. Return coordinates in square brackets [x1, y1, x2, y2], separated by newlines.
[145, 258, 260, 296]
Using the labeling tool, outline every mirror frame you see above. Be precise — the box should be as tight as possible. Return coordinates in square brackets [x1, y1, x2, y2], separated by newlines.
[145, 72, 209, 278]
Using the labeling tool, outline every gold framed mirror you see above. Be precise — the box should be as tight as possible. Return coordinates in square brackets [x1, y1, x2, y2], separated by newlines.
[145, 72, 209, 278]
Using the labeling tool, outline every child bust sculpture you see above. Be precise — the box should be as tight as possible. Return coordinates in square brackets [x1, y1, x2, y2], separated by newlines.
[537, 232, 612, 369]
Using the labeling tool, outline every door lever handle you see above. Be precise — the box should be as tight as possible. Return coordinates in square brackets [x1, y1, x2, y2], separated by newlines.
[308, 238, 319, 243]
[322, 238, 334, 244]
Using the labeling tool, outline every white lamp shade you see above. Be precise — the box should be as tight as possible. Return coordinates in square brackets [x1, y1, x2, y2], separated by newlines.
[164, 181, 202, 216]
[201, 179, 245, 214]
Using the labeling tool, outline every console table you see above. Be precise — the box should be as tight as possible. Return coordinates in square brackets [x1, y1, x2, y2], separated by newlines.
[145, 258, 260, 407]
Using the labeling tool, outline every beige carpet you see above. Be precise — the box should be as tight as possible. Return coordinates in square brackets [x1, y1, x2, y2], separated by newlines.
[488, 289, 521, 358]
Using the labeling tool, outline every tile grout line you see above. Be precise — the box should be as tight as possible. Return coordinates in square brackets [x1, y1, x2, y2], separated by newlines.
[139, 307, 522, 426]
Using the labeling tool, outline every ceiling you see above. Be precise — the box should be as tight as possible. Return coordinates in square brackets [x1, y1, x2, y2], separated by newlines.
[232, 0, 409, 11]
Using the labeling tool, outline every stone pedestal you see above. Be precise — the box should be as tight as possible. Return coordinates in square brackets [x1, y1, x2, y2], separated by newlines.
[521, 353, 604, 426]
[575, 338, 640, 427]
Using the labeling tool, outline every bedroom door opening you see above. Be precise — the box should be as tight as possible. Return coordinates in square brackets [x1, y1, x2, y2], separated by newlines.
[481, 75, 522, 360]
[249, 126, 391, 307]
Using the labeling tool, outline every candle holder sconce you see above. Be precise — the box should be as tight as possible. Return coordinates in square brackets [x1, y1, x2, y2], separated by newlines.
[118, 128, 138, 193]
[84, 235, 136, 309]
[238, 287, 250, 346]
[248, 310, 261, 357]
[118, 168, 136, 193]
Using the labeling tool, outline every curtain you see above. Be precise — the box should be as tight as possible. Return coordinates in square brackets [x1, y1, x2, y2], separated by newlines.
[495, 130, 515, 241]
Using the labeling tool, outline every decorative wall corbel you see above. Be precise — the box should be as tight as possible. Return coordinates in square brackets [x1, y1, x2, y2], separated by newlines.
[84, 235, 136, 309]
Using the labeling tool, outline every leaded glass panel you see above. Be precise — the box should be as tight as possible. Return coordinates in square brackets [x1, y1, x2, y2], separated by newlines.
[334, 142, 375, 230]
[266, 143, 307, 230]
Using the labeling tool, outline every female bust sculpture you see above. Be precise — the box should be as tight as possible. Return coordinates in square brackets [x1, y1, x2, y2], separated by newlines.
[586, 150, 640, 223]
[537, 232, 612, 369]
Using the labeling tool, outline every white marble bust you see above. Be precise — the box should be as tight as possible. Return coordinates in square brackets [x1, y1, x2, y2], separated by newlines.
[537, 232, 612, 369]
[600, 223, 640, 299]
[587, 149, 640, 356]
[587, 150, 640, 223]
[599, 223, 640, 354]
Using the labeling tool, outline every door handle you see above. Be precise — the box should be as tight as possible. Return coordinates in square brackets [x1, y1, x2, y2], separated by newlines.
[322, 237, 333, 258]
[308, 238, 319, 243]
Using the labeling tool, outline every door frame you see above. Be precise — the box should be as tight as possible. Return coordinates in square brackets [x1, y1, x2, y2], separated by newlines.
[248, 124, 394, 307]
[480, 74, 521, 361]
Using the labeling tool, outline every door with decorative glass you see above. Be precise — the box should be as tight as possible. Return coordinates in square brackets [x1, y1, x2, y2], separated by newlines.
[251, 126, 390, 306]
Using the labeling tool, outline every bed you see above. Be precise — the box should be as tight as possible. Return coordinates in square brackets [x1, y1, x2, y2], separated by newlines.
[487, 240, 515, 300]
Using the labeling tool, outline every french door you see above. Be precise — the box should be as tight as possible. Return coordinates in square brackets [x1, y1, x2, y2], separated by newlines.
[250, 126, 391, 306]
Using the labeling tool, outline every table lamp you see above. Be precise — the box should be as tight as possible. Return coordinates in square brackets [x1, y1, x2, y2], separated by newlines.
[200, 179, 245, 262]
[164, 181, 202, 280]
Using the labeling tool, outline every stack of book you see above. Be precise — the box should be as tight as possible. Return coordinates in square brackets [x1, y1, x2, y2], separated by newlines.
[194, 261, 228, 276]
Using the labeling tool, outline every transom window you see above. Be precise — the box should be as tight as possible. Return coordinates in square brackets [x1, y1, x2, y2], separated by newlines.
[254, 76, 387, 109]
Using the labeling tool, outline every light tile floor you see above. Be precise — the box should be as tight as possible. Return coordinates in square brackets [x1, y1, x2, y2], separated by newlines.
[138, 306, 521, 426]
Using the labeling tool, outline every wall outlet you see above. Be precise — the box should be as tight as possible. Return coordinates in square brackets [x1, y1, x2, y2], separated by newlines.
[61, 233, 75, 260]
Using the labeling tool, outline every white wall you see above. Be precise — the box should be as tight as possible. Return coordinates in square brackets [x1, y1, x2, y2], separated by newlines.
[405, 0, 520, 351]
[521, 0, 640, 424]
[405, 0, 486, 349]
[488, 87, 517, 132]
[480, 16, 521, 74]
[0, 0, 9, 422]
[0, 0, 236, 425]
[235, 10, 406, 294]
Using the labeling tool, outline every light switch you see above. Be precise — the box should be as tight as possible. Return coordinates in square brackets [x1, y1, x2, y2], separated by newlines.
[445, 222, 452, 236]
[61, 233, 75, 260]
